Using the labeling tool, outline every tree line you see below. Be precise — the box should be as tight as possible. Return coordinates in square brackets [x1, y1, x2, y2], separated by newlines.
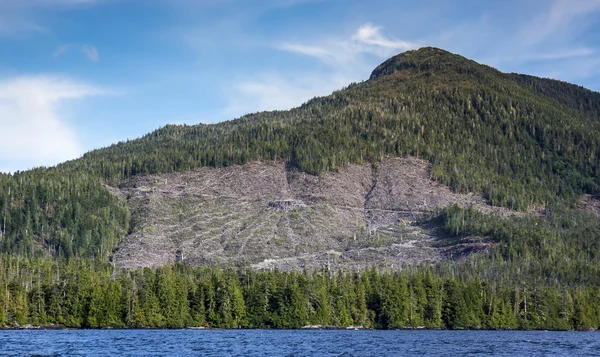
[1, 256, 598, 331]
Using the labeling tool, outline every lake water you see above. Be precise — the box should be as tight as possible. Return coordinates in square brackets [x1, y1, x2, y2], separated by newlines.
[0, 329, 598, 356]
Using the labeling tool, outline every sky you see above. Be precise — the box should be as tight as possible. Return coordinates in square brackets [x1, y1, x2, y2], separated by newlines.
[1, 0, 600, 173]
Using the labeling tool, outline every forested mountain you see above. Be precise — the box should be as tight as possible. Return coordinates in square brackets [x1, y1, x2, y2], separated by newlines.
[2, 48, 600, 329]
[2, 47, 599, 262]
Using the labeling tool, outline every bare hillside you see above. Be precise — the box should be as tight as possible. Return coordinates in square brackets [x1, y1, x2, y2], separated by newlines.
[112, 157, 516, 270]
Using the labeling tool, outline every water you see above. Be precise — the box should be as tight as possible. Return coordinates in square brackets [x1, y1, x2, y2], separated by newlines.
[0, 329, 598, 356]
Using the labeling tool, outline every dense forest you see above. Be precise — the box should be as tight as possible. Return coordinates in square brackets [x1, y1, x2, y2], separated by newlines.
[1, 47, 600, 330]
[1, 205, 600, 330]
[1, 255, 598, 331]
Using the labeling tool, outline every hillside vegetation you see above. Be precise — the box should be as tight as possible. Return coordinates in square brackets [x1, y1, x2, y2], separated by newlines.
[1, 257, 599, 330]
[3, 45, 600, 329]
[0, 47, 599, 276]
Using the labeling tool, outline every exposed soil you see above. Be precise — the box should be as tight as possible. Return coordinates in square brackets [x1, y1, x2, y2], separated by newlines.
[578, 194, 600, 218]
[111, 157, 517, 271]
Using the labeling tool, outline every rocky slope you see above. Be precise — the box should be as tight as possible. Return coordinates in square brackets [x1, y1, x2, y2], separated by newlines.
[112, 156, 516, 270]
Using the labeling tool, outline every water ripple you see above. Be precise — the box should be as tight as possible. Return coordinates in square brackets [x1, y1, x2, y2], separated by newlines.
[0, 330, 598, 357]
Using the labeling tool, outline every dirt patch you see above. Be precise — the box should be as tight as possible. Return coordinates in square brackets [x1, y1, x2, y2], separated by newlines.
[111, 157, 517, 270]
[577, 194, 600, 218]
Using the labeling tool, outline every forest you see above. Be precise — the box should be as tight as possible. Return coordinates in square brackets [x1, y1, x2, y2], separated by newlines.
[1, 256, 598, 331]
[2, 204, 600, 330]
[1, 47, 600, 330]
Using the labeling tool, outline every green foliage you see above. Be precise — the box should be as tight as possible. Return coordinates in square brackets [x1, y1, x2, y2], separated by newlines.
[1, 48, 600, 332]
[0, 257, 598, 331]
[439, 205, 600, 286]
[0, 171, 129, 260]
[2, 47, 600, 260]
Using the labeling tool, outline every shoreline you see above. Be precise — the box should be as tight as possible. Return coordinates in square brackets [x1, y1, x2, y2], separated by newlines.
[1, 324, 595, 332]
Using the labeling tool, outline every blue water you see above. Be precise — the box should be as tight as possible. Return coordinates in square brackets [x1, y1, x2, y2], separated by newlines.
[0, 329, 598, 356]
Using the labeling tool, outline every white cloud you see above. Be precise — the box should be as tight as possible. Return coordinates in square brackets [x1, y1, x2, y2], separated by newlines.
[277, 43, 337, 65]
[0, 76, 104, 172]
[353, 24, 416, 51]
[228, 73, 352, 115]
[224, 23, 414, 118]
[523, 0, 600, 46]
[54, 43, 99, 61]
[278, 23, 418, 69]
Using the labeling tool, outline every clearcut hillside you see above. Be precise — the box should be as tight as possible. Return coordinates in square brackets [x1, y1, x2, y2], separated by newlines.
[1, 47, 600, 274]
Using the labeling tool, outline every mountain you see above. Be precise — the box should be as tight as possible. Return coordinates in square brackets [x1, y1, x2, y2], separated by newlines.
[1, 47, 600, 275]
[4, 47, 600, 330]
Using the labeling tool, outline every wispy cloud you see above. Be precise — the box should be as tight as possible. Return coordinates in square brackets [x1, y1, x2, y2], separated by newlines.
[229, 73, 352, 114]
[486, 47, 596, 66]
[278, 23, 418, 68]
[522, 0, 600, 46]
[277, 43, 336, 65]
[473, 0, 600, 84]
[353, 24, 416, 52]
[221, 23, 414, 118]
[0, 75, 104, 172]
[54, 43, 99, 61]
[0, 0, 100, 36]
[530, 47, 595, 60]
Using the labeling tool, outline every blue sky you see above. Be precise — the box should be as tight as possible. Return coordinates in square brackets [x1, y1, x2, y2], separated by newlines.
[1, 0, 600, 173]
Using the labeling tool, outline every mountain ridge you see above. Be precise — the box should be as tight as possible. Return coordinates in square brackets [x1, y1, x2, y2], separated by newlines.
[1, 47, 600, 268]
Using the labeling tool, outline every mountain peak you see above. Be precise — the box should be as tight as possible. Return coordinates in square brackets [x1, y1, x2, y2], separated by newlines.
[369, 47, 486, 80]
